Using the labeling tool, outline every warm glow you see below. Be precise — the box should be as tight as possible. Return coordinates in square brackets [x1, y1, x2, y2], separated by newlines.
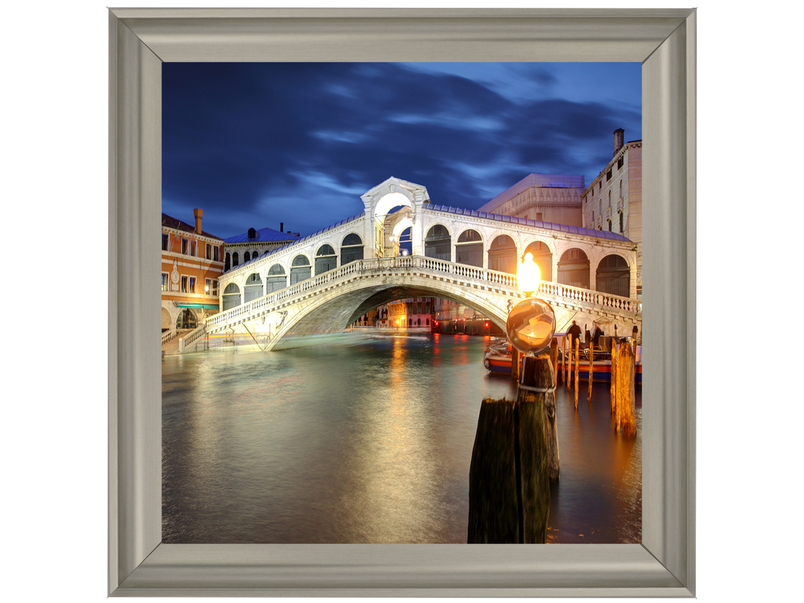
[518, 252, 541, 295]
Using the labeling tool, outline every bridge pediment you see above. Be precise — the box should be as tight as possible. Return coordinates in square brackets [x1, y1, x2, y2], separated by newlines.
[361, 177, 430, 214]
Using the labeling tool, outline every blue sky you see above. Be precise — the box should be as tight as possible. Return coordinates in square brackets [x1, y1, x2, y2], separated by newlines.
[162, 62, 641, 239]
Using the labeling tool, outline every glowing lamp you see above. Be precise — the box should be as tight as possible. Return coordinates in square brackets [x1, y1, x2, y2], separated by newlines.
[517, 252, 541, 297]
[506, 297, 556, 356]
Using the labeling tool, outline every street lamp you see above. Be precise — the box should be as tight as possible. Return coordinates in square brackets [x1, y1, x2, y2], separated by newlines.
[507, 253, 556, 358]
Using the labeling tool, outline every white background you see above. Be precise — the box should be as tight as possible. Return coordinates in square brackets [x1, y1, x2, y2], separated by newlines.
[3, 1, 801, 601]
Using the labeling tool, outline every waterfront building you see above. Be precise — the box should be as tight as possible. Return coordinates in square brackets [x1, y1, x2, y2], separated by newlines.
[476, 173, 585, 227]
[581, 129, 643, 297]
[161, 209, 225, 336]
[223, 223, 300, 271]
[388, 298, 435, 330]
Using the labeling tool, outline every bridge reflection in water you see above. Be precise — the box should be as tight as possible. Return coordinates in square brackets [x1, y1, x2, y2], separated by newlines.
[162, 333, 640, 544]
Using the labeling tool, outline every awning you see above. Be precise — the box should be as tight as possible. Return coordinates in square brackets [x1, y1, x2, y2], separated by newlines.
[176, 303, 219, 309]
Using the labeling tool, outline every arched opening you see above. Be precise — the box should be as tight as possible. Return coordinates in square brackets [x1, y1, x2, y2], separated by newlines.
[315, 244, 338, 275]
[596, 254, 631, 297]
[488, 234, 517, 274]
[340, 233, 364, 265]
[524, 240, 553, 282]
[244, 251, 251, 262]
[161, 307, 171, 332]
[266, 264, 286, 293]
[557, 248, 590, 289]
[455, 229, 483, 267]
[424, 225, 451, 260]
[225, 252, 231, 271]
[232, 252, 240, 267]
[244, 273, 263, 302]
[290, 255, 311, 285]
[176, 308, 198, 330]
[222, 283, 241, 311]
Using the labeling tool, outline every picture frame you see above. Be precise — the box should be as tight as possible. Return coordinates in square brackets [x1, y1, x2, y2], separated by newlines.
[109, 8, 695, 597]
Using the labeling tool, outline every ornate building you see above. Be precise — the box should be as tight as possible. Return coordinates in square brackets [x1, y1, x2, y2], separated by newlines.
[582, 129, 643, 297]
[476, 173, 585, 226]
[161, 209, 225, 335]
[223, 224, 300, 271]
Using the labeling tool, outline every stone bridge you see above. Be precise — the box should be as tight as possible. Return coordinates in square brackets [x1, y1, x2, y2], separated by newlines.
[178, 177, 642, 352]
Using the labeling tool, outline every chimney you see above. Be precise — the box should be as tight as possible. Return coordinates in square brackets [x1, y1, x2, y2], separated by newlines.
[613, 128, 624, 156]
[193, 208, 203, 234]
[280, 222, 284, 232]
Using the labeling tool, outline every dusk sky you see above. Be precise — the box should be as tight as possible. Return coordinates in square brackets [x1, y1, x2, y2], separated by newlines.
[162, 62, 641, 240]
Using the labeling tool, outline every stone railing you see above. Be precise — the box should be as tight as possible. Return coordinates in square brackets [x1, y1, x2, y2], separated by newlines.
[161, 330, 176, 345]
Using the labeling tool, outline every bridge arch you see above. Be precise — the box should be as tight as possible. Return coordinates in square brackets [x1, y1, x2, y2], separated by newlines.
[424, 224, 451, 260]
[222, 282, 241, 310]
[596, 253, 631, 297]
[315, 243, 338, 275]
[557, 247, 590, 289]
[266, 263, 286, 293]
[455, 228, 483, 267]
[488, 234, 517, 274]
[340, 233, 364, 265]
[290, 254, 311, 285]
[244, 273, 263, 302]
[523, 239, 554, 283]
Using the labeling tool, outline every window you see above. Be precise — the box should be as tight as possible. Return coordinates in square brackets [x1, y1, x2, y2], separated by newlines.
[188, 277, 196, 293]
[205, 243, 211, 260]
[212, 280, 219, 296]
[617, 156, 624, 170]
[592, 210, 595, 221]
[213, 246, 219, 262]
[162, 234, 169, 251]
[607, 219, 612, 231]
[619, 211, 624, 233]
[536, 212, 543, 221]
[161, 273, 168, 291]
[181, 238, 188, 254]
[232, 252, 239, 267]
[190, 240, 196, 256]
[248, 227, 257, 239]
[606, 169, 612, 181]
[244, 251, 251, 262]
[181, 275, 188, 292]
[205, 278, 212, 295]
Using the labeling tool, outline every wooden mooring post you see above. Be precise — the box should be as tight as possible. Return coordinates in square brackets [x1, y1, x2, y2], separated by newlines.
[615, 344, 637, 437]
[549, 339, 559, 387]
[610, 340, 618, 414]
[587, 342, 594, 402]
[468, 355, 554, 543]
[573, 338, 580, 408]
[561, 336, 567, 385]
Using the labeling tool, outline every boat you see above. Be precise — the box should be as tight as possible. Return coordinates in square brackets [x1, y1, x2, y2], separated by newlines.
[483, 338, 642, 383]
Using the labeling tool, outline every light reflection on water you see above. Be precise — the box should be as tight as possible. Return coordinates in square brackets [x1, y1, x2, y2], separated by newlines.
[162, 333, 640, 544]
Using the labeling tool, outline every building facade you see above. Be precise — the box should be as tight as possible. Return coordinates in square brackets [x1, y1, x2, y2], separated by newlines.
[223, 224, 300, 271]
[477, 173, 585, 227]
[162, 209, 225, 335]
[581, 129, 643, 297]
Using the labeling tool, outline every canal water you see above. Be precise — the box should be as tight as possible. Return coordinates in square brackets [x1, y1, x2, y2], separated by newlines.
[162, 333, 641, 544]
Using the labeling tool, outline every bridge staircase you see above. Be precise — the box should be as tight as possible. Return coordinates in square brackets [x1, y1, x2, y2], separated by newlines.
[177, 256, 642, 353]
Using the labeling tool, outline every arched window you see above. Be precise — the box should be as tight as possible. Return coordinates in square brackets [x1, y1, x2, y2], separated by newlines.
[608, 219, 612, 231]
[524, 240, 552, 282]
[619, 180, 623, 198]
[222, 283, 241, 310]
[244, 273, 263, 302]
[266, 264, 287, 293]
[247, 227, 257, 239]
[176, 308, 198, 330]
[340, 233, 364, 265]
[557, 248, 590, 289]
[424, 225, 451, 261]
[315, 244, 337, 275]
[489, 235, 518, 274]
[225, 252, 231, 271]
[290, 255, 311, 285]
[596, 254, 630, 297]
[232, 252, 239, 267]
[619, 210, 624, 233]
[455, 229, 483, 267]
[244, 251, 251, 262]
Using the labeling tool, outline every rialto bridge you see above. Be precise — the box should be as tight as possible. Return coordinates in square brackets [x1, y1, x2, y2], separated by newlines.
[178, 177, 641, 352]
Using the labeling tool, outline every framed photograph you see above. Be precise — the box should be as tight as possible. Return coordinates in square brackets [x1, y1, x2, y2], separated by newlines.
[109, 8, 695, 596]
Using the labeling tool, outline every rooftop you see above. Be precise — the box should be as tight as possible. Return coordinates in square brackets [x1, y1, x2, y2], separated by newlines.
[225, 227, 301, 244]
[161, 213, 222, 240]
[478, 173, 586, 214]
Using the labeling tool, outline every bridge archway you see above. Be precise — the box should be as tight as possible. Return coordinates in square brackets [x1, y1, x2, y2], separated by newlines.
[315, 244, 338, 275]
[244, 273, 263, 302]
[161, 307, 171, 331]
[455, 228, 483, 267]
[488, 234, 517, 274]
[424, 224, 451, 260]
[176, 308, 198, 330]
[266, 264, 286, 293]
[596, 254, 630, 297]
[290, 254, 311, 285]
[340, 233, 364, 265]
[524, 240, 553, 282]
[558, 248, 590, 289]
[222, 283, 241, 310]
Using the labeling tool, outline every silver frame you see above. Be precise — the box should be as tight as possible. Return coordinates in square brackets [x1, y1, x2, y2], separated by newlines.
[109, 8, 695, 597]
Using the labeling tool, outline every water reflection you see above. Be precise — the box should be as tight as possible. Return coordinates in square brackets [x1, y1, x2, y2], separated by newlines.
[163, 334, 640, 544]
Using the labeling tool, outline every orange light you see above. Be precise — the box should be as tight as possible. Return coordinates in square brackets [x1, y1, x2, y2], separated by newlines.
[518, 252, 541, 296]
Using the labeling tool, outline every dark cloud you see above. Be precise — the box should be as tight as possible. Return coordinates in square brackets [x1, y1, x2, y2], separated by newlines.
[163, 62, 641, 238]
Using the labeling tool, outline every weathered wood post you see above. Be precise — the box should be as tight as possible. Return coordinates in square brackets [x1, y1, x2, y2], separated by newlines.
[468, 354, 552, 543]
[562, 335, 567, 386]
[550, 339, 559, 387]
[588, 342, 594, 402]
[575, 337, 581, 410]
[616, 344, 637, 437]
[511, 350, 520, 381]
[610, 340, 618, 414]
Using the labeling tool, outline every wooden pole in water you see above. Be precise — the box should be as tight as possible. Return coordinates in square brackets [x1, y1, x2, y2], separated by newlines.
[562, 336, 567, 386]
[511, 350, 520, 381]
[574, 338, 580, 408]
[588, 341, 594, 401]
[616, 344, 637, 437]
[610, 340, 618, 414]
[550, 339, 559, 387]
